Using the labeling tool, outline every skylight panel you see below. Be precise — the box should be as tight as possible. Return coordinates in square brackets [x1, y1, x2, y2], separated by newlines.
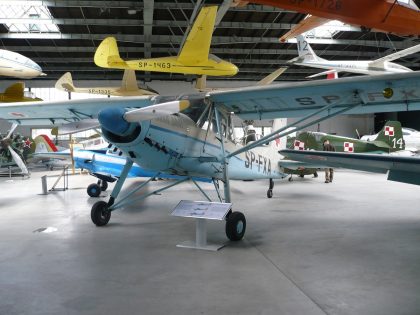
[0, 4, 60, 33]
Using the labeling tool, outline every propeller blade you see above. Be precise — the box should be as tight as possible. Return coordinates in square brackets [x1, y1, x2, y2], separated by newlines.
[8, 146, 29, 175]
[5, 123, 18, 140]
[124, 100, 190, 122]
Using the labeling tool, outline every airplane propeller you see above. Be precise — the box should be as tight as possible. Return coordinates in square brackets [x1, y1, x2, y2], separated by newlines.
[0, 123, 29, 175]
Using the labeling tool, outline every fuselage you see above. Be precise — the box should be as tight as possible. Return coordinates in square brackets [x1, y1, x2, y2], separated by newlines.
[100, 112, 286, 181]
[0, 49, 44, 79]
[295, 60, 411, 75]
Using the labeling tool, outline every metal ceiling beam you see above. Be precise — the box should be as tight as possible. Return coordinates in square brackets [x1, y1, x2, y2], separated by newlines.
[0, 33, 416, 49]
[0, 18, 361, 32]
[8, 1, 293, 12]
[3, 46, 397, 58]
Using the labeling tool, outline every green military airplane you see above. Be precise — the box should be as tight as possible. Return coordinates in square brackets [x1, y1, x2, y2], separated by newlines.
[282, 121, 405, 180]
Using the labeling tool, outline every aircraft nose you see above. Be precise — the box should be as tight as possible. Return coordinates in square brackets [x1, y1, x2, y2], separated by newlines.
[98, 107, 130, 136]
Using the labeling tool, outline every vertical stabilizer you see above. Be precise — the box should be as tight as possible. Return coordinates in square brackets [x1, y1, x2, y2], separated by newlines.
[296, 35, 319, 61]
[4, 82, 24, 98]
[271, 119, 288, 150]
[373, 121, 404, 152]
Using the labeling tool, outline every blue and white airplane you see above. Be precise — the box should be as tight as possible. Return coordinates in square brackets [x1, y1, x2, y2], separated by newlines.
[0, 71, 420, 241]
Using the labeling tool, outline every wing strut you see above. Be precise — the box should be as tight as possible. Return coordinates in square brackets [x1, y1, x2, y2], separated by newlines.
[226, 90, 366, 158]
[214, 105, 231, 203]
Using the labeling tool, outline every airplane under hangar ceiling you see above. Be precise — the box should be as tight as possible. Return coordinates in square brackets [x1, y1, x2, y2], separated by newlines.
[0, 0, 419, 83]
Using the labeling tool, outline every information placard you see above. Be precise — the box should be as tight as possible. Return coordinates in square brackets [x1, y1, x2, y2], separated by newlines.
[171, 200, 232, 221]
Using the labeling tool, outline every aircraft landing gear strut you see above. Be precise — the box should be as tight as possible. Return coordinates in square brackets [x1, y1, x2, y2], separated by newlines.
[214, 107, 246, 241]
[267, 178, 274, 198]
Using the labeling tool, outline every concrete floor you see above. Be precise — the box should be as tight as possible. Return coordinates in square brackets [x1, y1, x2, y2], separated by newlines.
[1, 169, 420, 315]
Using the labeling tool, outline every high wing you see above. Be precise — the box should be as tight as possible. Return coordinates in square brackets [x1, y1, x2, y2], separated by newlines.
[279, 15, 329, 42]
[370, 43, 420, 68]
[208, 71, 420, 120]
[0, 95, 155, 125]
[280, 149, 420, 186]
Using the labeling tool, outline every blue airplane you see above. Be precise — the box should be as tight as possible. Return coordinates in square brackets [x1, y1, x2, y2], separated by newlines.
[0, 71, 420, 242]
[72, 147, 211, 197]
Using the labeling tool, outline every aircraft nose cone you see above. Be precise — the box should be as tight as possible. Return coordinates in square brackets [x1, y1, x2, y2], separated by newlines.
[98, 107, 130, 136]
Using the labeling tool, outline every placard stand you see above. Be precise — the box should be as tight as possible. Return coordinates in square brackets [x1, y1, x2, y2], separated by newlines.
[171, 200, 232, 251]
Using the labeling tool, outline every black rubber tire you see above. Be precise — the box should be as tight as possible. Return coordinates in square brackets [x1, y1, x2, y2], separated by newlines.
[100, 181, 108, 191]
[288, 177, 293, 182]
[299, 174, 304, 178]
[267, 189, 273, 199]
[91, 201, 111, 226]
[87, 183, 101, 197]
[225, 211, 246, 241]
[313, 171, 318, 178]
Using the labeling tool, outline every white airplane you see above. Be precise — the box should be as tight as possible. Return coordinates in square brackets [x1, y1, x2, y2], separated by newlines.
[362, 126, 420, 152]
[291, 35, 420, 78]
[0, 49, 45, 79]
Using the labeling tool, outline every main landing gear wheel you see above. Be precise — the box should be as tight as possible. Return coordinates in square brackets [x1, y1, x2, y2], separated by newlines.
[100, 180, 108, 191]
[267, 189, 273, 198]
[91, 201, 111, 226]
[299, 174, 304, 178]
[87, 183, 101, 197]
[225, 211, 246, 241]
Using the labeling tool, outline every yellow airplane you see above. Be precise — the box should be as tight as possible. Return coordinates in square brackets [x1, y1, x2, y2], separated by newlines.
[94, 6, 238, 77]
[55, 70, 158, 96]
[0, 83, 42, 103]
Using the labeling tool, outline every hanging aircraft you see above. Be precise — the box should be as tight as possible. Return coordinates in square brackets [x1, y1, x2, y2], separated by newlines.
[0, 49, 46, 79]
[94, 6, 238, 77]
[55, 70, 158, 97]
[291, 35, 420, 78]
[0, 83, 42, 103]
[0, 72, 420, 242]
[232, 0, 420, 40]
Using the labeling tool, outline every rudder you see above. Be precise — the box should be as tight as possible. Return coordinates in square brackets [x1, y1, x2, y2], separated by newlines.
[373, 121, 404, 152]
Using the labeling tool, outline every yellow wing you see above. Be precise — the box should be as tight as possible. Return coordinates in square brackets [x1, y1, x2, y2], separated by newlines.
[177, 6, 217, 65]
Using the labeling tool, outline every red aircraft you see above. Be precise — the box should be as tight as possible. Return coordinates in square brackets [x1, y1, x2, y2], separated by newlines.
[232, 0, 420, 41]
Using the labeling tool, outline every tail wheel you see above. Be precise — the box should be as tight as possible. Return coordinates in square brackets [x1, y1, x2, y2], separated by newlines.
[91, 201, 111, 226]
[87, 183, 101, 197]
[226, 211, 246, 241]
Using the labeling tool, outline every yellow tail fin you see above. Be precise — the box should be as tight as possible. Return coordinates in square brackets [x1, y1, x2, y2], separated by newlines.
[94, 37, 126, 68]
[177, 6, 217, 65]
[55, 72, 75, 92]
[4, 82, 24, 98]
[256, 68, 287, 86]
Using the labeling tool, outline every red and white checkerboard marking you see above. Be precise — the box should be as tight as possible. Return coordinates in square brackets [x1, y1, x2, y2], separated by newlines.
[343, 142, 354, 152]
[294, 140, 305, 150]
[384, 126, 394, 136]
